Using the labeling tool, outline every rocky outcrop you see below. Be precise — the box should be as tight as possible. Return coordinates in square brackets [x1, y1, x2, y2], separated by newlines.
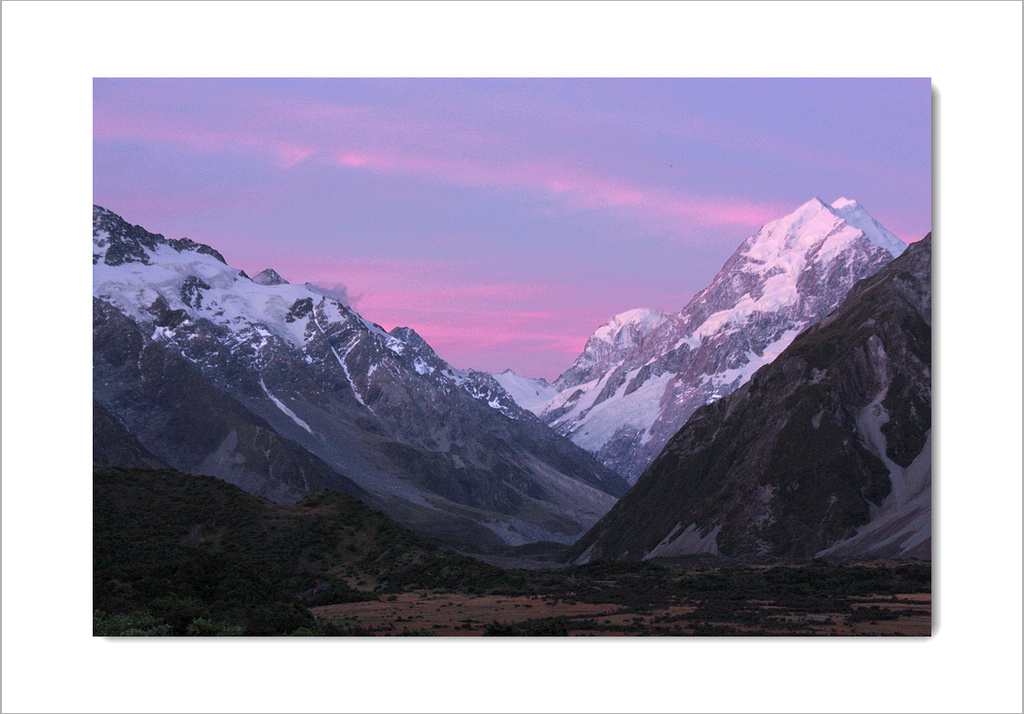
[252, 268, 289, 286]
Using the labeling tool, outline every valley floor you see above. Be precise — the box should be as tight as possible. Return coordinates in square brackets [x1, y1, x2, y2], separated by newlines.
[312, 560, 932, 637]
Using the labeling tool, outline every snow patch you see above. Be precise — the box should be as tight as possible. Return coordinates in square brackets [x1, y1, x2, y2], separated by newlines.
[817, 432, 931, 558]
[856, 386, 929, 512]
[490, 370, 558, 416]
[591, 308, 667, 345]
[830, 198, 906, 258]
[701, 325, 806, 392]
[546, 373, 609, 424]
[811, 409, 824, 429]
[413, 358, 433, 375]
[574, 543, 598, 565]
[855, 387, 903, 502]
[566, 371, 675, 453]
[260, 379, 313, 434]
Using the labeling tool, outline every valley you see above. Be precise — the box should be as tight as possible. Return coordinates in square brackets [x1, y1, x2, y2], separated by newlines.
[93, 466, 930, 637]
[92, 200, 932, 637]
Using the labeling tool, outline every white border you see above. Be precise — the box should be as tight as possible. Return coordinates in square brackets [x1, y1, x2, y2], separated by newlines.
[3, 2, 1021, 713]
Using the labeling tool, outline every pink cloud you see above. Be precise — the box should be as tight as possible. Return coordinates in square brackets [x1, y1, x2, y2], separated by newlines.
[324, 147, 786, 231]
[368, 284, 559, 306]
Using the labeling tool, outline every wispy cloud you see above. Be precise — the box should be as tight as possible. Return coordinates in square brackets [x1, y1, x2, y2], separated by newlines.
[94, 112, 316, 168]
[327, 148, 788, 230]
[305, 281, 363, 308]
[95, 87, 785, 231]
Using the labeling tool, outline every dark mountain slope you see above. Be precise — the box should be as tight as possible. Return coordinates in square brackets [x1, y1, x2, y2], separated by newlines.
[93, 400, 168, 470]
[567, 234, 931, 562]
[93, 298, 368, 504]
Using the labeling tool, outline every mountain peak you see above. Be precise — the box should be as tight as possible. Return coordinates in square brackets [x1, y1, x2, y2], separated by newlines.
[793, 196, 832, 213]
[94, 206, 629, 550]
[831, 196, 859, 209]
[592, 308, 667, 344]
[253, 268, 289, 286]
[742, 196, 905, 267]
[565, 227, 931, 561]
[389, 325, 441, 360]
[531, 196, 910, 482]
[389, 325, 426, 345]
[93, 205, 227, 267]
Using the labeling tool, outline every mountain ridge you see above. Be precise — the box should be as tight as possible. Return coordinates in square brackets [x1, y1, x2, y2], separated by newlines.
[566, 233, 931, 562]
[93, 206, 627, 551]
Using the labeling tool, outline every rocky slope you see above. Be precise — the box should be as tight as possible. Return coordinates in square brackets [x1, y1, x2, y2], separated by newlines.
[93, 400, 169, 470]
[566, 234, 931, 561]
[519, 198, 906, 482]
[93, 206, 627, 550]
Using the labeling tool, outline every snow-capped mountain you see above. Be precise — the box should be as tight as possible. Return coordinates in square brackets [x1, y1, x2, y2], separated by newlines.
[551, 308, 668, 392]
[524, 198, 907, 482]
[566, 234, 931, 561]
[93, 206, 628, 550]
[489, 370, 560, 416]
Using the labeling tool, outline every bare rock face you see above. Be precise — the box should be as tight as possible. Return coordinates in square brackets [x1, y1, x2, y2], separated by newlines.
[530, 198, 907, 483]
[252, 268, 289, 286]
[93, 206, 627, 551]
[566, 234, 931, 562]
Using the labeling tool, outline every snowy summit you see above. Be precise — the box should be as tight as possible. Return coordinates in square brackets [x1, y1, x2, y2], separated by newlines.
[496, 198, 909, 482]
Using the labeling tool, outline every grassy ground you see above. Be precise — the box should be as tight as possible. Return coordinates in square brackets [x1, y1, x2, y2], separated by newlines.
[314, 558, 931, 636]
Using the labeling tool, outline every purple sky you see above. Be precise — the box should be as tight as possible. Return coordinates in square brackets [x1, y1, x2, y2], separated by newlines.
[94, 78, 931, 380]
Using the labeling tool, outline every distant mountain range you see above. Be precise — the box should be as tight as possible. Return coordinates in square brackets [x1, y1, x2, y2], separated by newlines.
[567, 234, 931, 561]
[93, 206, 627, 551]
[93, 199, 929, 562]
[499, 198, 908, 483]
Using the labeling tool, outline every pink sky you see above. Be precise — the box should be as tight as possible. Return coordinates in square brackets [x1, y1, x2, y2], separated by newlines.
[94, 78, 932, 379]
